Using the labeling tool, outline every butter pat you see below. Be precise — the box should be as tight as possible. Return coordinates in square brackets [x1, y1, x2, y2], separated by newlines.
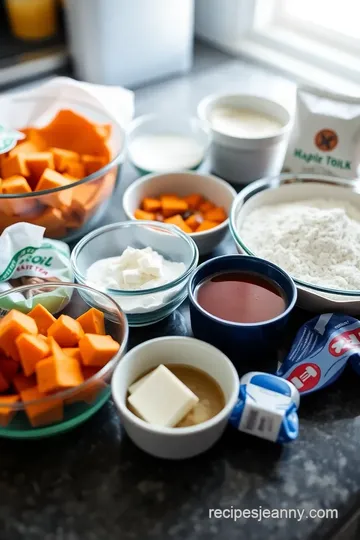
[128, 364, 199, 427]
[128, 371, 152, 394]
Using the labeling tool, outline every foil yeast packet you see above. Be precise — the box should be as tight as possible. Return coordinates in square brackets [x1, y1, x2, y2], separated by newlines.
[277, 313, 360, 395]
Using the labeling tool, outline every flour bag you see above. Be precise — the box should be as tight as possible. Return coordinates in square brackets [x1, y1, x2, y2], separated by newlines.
[0, 222, 73, 313]
[284, 86, 360, 178]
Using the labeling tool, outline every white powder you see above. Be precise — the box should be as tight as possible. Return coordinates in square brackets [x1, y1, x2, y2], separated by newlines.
[239, 199, 360, 291]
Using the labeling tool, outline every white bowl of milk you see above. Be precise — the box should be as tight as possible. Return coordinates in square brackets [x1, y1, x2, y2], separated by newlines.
[127, 113, 210, 174]
[198, 94, 292, 185]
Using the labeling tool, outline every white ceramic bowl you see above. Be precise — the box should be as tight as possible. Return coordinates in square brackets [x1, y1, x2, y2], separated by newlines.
[123, 171, 237, 255]
[198, 94, 292, 185]
[230, 174, 360, 313]
[111, 336, 239, 459]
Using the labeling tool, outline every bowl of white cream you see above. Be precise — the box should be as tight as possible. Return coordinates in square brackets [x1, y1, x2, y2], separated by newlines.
[127, 114, 210, 174]
[71, 221, 199, 327]
[198, 94, 292, 185]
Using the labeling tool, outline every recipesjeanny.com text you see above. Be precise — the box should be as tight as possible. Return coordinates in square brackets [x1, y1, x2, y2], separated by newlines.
[208, 507, 338, 523]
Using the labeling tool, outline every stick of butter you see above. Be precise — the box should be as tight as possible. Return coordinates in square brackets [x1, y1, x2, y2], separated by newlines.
[128, 364, 199, 427]
[128, 371, 152, 394]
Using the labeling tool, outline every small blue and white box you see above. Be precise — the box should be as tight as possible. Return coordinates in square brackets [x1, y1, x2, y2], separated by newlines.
[229, 372, 300, 443]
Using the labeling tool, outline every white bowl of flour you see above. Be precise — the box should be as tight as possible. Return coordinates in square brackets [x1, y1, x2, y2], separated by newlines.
[230, 175, 360, 313]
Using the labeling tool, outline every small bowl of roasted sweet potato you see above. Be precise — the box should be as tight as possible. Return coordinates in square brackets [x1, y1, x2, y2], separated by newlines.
[0, 96, 126, 242]
[0, 282, 128, 438]
[123, 172, 237, 255]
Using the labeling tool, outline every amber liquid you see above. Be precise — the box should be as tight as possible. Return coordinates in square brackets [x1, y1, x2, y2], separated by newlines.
[128, 364, 225, 428]
[196, 271, 286, 324]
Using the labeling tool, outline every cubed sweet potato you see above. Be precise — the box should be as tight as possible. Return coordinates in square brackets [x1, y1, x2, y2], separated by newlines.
[0, 310, 38, 361]
[25, 152, 55, 186]
[47, 315, 84, 347]
[142, 198, 162, 213]
[16, 333, 51, 376]
[185, 213, 203, 231]
[81, 154, 107, 176]
[162, 199, 188, 218]
[77, 308, 105, 335]
[183, 193, 204, 210]
[204, 206, 227, 223]
[28, 304, 56, 336]
[0, 357, 19, 384]
[1, 153, 30, 179]
[79, 334, 120, 367]
[134, 209, 155, 220]
[1, 175, 36, 216]
[164, 214, 192, 233]
[35, 168, 73, 208]
[199, 200, 216, 214]
[20, 387, 63, 427]
[50, 148, 80, 171]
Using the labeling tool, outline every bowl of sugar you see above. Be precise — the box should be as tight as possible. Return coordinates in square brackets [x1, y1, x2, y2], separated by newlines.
[230, 173, 360, 313]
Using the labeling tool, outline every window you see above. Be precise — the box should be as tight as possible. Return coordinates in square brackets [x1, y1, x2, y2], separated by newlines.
[195, 0, 360, 94]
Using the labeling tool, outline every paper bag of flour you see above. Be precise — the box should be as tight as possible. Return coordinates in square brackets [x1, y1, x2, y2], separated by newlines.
[0, 222, 73, 313]
[284, 86, 360, 178]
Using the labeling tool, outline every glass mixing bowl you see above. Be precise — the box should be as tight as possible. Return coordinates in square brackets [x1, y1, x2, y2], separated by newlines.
[0, 95, 125, 243]
[229, 174, 360, 306]
[71, 221, 199, 326]
[0, 282, 128, 439]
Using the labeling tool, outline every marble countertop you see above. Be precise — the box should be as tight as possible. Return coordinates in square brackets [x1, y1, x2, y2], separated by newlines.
[1, 44, 360, 540]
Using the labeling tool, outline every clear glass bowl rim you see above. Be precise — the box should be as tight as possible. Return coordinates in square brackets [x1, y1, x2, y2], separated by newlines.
[0, 97, 126, 199]
[229, 173, 360, 297]
[71, 220, 200, 295]
[0, 281, 129, 410]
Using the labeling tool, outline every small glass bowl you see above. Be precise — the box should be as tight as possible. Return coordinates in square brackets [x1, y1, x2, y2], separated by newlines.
[126, 113, 210, 175]
[71, 221, 199, 326]
[0, 95, 126, 243]
[0, 283, 128, 439]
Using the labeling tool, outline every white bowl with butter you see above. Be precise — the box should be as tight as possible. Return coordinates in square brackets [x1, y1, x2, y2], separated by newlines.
[198, 94, 292, 184]
[111, 336, 239, 459]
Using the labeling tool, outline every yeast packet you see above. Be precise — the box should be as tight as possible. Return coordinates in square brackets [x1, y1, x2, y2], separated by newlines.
[229, 372, 300, 443]
[277, 313, 360, 395]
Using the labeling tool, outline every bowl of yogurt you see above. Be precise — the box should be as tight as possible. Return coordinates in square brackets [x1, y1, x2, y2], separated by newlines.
[197, 94, 292, 184]
[127, 113, 210, 175]
[71, 221, 199, 326]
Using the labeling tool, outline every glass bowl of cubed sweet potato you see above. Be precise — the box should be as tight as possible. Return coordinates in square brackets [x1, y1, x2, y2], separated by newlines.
[0, 282, 128, 438]
[123, 172, 237, 255]
[0, 96, 126, 242]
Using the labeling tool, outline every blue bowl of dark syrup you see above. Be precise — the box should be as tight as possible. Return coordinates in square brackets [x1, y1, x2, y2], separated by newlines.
[188, 255, 297, 373]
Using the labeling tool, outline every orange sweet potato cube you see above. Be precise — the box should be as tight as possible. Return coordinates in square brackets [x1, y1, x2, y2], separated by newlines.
[79, 334, 120, 367]
[164, 214, 192, 234]
[50, 147, 80, 172]
[0, 310, 38, 361]
[134, 209, 155, 220]
[47, 315, 84, 347]
[161, 198, 188, 218]
[36, 337, 84, 393]
[0, 395, 20, 427]
[65, 366, 104, 405]
[9, 140, 39, 157]
[35, 168, 73, 208]
[1, 153, 30, 179]
[20, 387, 63, 427]
[199, 200, 216, 214]
[63, 161, 85, 179]
[159, 193, 178, 202]
[1, 175, 37, 216]
[204, 206, 227, 223]
[185, 213, 203, 231]
[142, 198, 162, 213]
[196, 220, 219, 232]
[77, 308, 105, 335]
[16, 333, 51, 376]
[28, 304, 56, 335]
[183, 193, 204, 210]
[81, 154, 107, 176]
[25, 152, 55, 185]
